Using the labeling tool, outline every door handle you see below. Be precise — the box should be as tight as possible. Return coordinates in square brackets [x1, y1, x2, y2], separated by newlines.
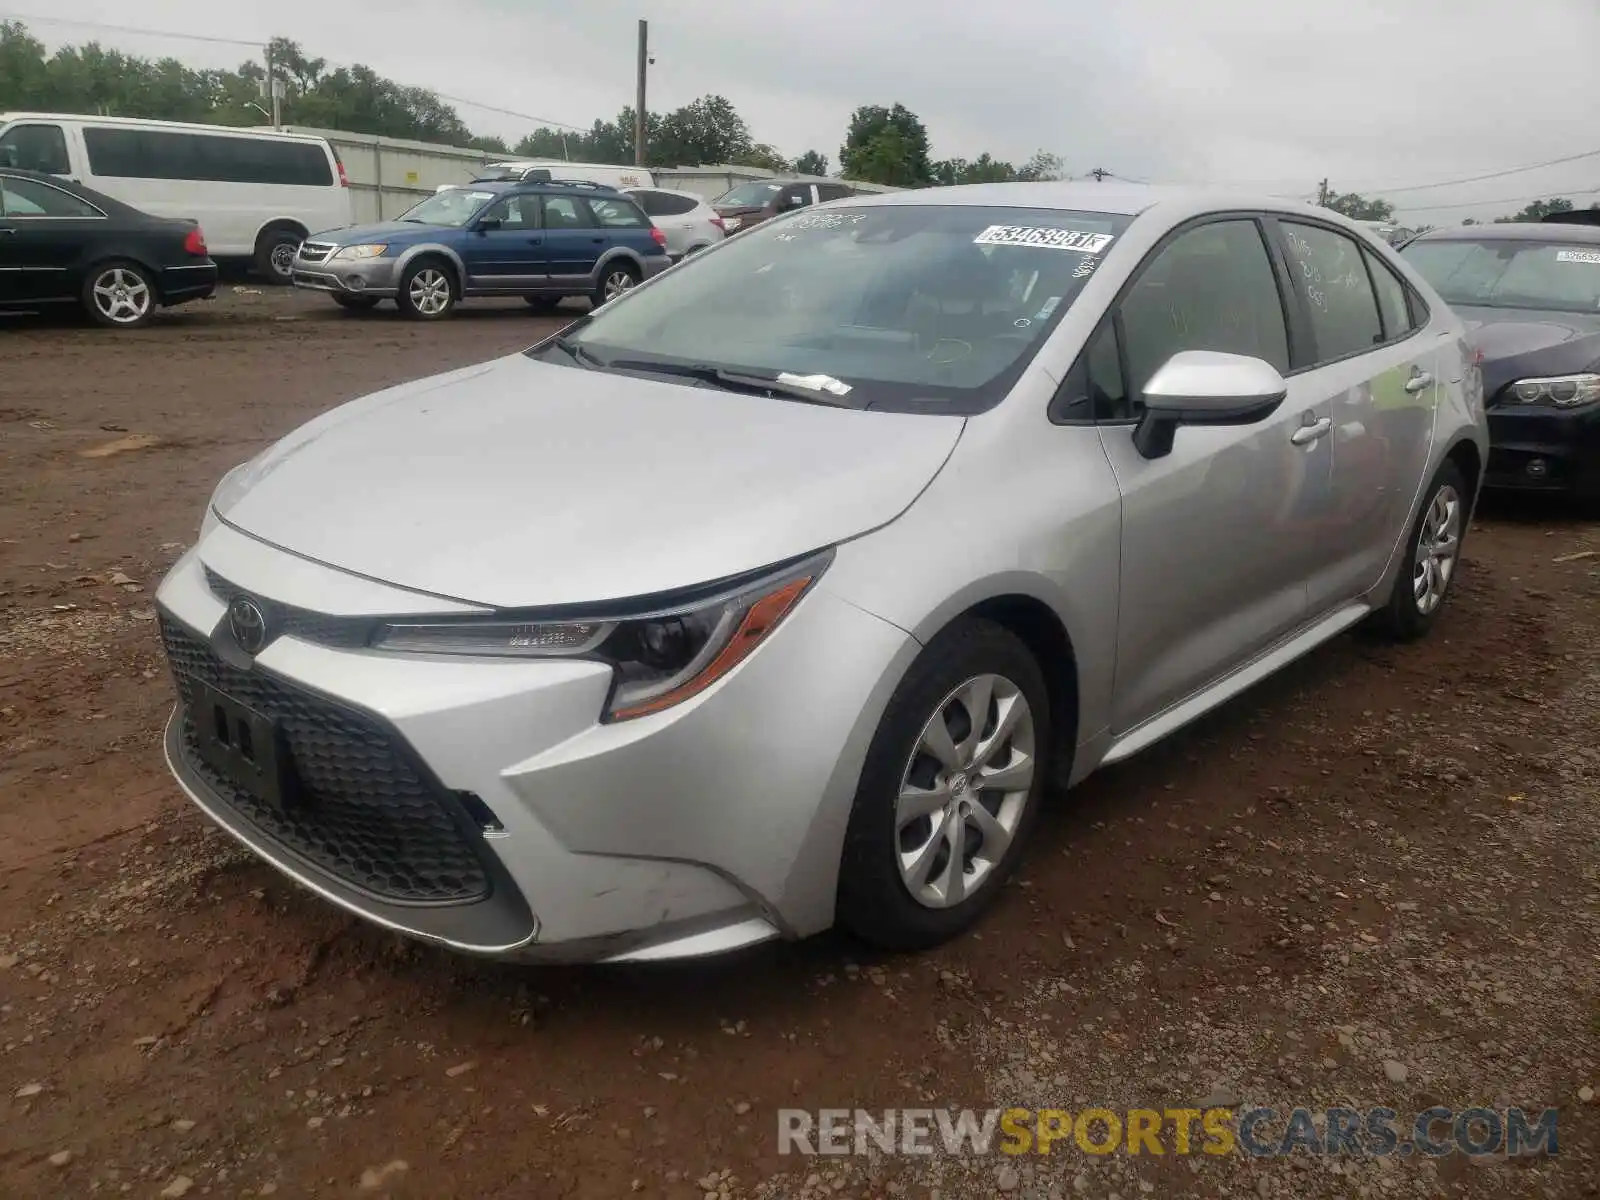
[1290, 416, 1333, 445]
[1404, 372, 1434, 393]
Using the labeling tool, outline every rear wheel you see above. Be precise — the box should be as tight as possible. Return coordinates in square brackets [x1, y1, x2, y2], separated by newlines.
[396, 260, 457, 320]
[1368, 459, 1467, 641]
[592, 261, 639, 308]
[332, 294, 380, 312]
[836, 618, 1051, 951]
[82, 262, 157, 329]
[254, 228, 302, 285]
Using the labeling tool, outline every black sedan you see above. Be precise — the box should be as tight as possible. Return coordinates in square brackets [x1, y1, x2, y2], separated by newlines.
[0, 168, 217, 328]
[1401, 222, 1600, 501]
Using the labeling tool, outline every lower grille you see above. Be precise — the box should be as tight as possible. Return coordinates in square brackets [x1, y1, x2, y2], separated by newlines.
[160, 616, 490, 905]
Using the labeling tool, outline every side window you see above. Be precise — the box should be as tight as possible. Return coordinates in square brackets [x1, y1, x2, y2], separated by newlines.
[629, 189, 665, 216]
[1053, 321, 1128, 423]
[817, 183, 853, 202]
[0, 177, 102, 218]
[656, 192, 699, 216]
[584, 197, 648, 228]
[1280, 222, 1384, 361]
[781, 185, 813, 211]
[480, 196, 536, 229]
[1362, 247, 1416, 341]
[0, 123, 71, 174]
[542, 196, 593, 230]
[1118, 219, 1290, 400]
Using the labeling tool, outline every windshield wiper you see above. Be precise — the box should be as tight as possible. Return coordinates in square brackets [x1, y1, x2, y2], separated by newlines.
[605, 359, 862, 406]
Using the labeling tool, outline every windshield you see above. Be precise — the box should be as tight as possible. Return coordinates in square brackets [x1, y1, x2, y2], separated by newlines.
[396, 188, 498, 227]
[1401, 238, 1600, 314]
[533, 204, 1134, 414]
[715, 181, 784, 208]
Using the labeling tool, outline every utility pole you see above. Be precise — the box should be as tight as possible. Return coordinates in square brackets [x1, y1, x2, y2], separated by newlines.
[1316, 178, 1331, 207]
[1089, 167, 1109, 181]
[634, 19, 648, 167]
[263, 43, 282, 128]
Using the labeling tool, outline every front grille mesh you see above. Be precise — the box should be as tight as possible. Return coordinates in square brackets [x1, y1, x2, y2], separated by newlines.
[161, 616, 490, 905]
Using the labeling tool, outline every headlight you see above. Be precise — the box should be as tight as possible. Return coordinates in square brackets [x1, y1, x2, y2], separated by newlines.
[370, 552, 830, 721]
[723, 216, 743, 232]
[333, 244, 388, 260]
[1509, 373, 1600, 408]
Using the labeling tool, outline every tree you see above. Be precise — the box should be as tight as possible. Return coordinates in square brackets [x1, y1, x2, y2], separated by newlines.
[793, 149, 828, 177]
[653, 95, 753, 167]
[840, 104, 932, 187]
[737, 143, 791, 173]
[1314, 179, 1395, 222]
[1496, 197, 1573, 223]
[1016, 151, 1065, 181]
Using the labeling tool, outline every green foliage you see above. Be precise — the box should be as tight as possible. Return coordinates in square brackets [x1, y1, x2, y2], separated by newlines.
[1494, 197, 1573, 223]
[793, 150, 828, 177]
[840, 104, 933, 187]
[1315, 180, 1395, 222]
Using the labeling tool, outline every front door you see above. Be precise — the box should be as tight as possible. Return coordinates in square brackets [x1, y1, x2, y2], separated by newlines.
[540, 194, 604, 284]
[1272, 220, 1441, 611]
[1090, 216, 1328, 733]
[458, 193, 545, 292]
[0, 174, 105, 303]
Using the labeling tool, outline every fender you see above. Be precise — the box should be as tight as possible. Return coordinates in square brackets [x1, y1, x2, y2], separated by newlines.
[393, 242, 469, 287]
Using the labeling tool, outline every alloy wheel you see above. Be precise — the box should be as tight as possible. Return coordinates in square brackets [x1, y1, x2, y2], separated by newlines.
[91, 268, 152, 326]
[1413, 483, 1461, 615]
[602, 270, 636, 302]
[895, 673, 1036, 909]
[408, 268, 452, 316]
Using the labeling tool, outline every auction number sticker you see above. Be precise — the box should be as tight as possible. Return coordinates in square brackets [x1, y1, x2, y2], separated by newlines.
[974, 226, 1115, 254]
[1555, 249, 1600, 265]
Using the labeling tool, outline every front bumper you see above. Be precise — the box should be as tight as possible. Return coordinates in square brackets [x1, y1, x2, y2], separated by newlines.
[1485, 402, 1600, 496]
[153, 526, 915, 963]
[290, 252, 400, 296]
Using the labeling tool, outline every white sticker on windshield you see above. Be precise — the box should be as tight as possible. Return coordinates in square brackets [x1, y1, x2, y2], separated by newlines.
[467, 192, 495, 203]
[1035, 295, 1062, 319]
[1555, 249, 1600, 265]
[974, 226, 1115, 254]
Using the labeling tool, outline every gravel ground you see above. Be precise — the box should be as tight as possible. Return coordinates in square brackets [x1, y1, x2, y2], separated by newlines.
[1, 287, 1596, 1198]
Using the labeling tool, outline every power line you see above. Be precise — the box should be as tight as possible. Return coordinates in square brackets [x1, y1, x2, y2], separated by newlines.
[0, 11, 590, 132]
[1393, 187, 1600, 215]
[1315, 147, 1600, 199]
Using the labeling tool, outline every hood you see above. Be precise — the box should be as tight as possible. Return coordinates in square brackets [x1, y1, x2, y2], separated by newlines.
[215, 355, 963, 609]
[1455, 305, 1600, 399]
[307, 220, 443, 245]
[715, 205, 765, 218]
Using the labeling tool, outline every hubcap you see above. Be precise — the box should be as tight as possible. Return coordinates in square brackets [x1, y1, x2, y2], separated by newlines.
[603, 270, 635, 301]
[895, 674, 1036, 910]
[1413, 483, 1461, 615]
[92, 268, 151, 325]
[270, 241, 298, 278]
[410, 269, 451, 316]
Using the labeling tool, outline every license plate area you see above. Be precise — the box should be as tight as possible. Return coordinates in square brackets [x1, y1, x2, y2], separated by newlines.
[185, 676, 298, 809]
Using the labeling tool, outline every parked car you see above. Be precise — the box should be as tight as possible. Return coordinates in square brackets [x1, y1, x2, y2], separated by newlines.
[1400, 223, 1600, 500]
[291, 180, 669, 319]
[155, 182, 1485, 963]
[0, 113, 351, 285]
[436, 161, 655, 193]
[0, 167, 217, 327]
[623, 186, 725, 260]
[712, 178, 858, 233]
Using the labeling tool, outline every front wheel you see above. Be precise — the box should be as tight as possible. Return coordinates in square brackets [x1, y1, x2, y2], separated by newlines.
[1368, 459, 1468, 641]
[255, 229, 302, 285]
[396, 261, 457, 320]
[592, 262, 639, 308]
[83, 262, 157, 328]
[836, 618, 1051, 951]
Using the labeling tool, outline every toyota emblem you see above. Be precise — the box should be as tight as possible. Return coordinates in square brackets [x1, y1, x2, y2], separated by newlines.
[227, 597, 270, 654]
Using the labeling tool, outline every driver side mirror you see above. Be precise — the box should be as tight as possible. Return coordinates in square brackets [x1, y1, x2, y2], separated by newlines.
[1132, 350, 1287, 460]
[475, 216, 503, 232]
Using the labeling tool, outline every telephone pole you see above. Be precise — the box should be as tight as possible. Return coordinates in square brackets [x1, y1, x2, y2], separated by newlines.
[1088, 167, 1109, 181]
[634, 20, 648, 167]
[263, 43, 282, 128]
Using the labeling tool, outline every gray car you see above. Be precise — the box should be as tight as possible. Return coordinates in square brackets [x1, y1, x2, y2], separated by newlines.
[155, 183, 1488, 964]
[624, 186, 727, 261]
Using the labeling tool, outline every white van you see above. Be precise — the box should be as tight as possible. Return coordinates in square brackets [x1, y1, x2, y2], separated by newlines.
[435, 160, 655, 193]
[0, 113, 354, 283]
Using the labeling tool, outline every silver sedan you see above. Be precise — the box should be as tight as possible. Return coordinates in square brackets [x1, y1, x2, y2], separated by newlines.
[154, 182, 1488, 963]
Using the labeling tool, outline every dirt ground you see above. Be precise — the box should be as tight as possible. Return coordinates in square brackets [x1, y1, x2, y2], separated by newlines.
[1, 287, 1598, 1200]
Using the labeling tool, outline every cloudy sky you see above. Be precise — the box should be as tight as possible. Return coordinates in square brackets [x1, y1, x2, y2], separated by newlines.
[12, 0, 1600, 224]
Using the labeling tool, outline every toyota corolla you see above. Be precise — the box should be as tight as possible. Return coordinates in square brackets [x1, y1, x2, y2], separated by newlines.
[155, 183, 1487, 964]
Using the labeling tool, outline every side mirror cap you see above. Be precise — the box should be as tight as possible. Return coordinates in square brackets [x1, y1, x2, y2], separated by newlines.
[475, 217, 503, 232]
[1133, 350, 1288, 460]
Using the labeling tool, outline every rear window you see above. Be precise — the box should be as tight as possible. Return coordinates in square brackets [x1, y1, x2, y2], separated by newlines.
[1401, 237, 1600, 315]
[83, 128, 333, 187]
[631, 189, 698, 217]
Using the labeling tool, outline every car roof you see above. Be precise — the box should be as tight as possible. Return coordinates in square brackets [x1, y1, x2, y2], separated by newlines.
[0, 111, 329, 145]
[835, 180, 1363, 224]
[1406, 221, 1600, 245]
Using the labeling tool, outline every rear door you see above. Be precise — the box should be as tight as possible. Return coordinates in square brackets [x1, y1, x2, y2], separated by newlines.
[0, 174, 107, 302]
[541, 193, 602, 284]
[1269, 219, 1440, 611]
[583, 194, 658, 261]
[457, 192, 545, 291]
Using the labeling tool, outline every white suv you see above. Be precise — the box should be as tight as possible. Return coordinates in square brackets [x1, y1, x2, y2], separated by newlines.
[624, 186, 727, 261]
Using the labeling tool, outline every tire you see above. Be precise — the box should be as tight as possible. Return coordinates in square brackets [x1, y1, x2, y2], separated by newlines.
[1368, 459, 1468, 641]
[332, 294, 380, 312]
[396, 259, 457, 321]
[836, 618, 1052, 952]
[592, 260, 640, 308]
[82, 261, 158, 329]
[524, 295, 563, 312]
[254, 228, 302, 285]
